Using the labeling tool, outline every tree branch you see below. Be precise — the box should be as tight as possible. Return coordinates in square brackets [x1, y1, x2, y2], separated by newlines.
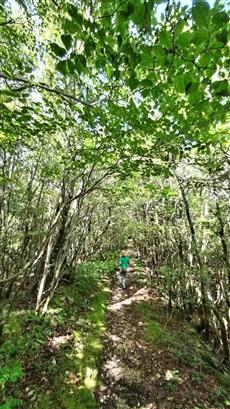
[0, 73, 94, 107]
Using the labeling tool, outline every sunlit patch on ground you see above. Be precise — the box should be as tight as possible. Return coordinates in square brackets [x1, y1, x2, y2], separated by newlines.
[103, 357, 123, 381]
[65, 370, 81, 385]
[84, 366, 98, 389]
[48, 334, 73, 349]
[107, 333, 121, 343]
[97, 270, 227, 409]
[108, 287, 151, 312]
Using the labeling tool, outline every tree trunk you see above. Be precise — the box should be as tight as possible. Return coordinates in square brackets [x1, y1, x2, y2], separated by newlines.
[178, 178, 210, 340]
[36, 236, 53, 311]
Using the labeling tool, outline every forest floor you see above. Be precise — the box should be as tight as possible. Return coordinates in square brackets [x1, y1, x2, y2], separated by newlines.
[96, 267, 229, 409]
[1, 259, 230, 409]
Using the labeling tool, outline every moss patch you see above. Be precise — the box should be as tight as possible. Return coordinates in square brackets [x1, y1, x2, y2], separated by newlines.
[136, 301, 171, 344]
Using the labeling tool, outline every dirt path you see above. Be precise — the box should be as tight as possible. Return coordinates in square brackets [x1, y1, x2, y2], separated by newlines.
[96, 270, 225, 409]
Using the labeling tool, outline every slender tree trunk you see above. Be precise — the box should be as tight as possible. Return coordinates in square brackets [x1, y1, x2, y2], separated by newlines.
[41, 255, 65, 315]
[178, 179, 210, 340]
[212, 304, 230, 364]
[36, 236, 53, 311]
[215, 198, 230, 289]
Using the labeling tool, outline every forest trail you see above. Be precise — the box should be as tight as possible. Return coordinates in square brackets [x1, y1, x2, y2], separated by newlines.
[96, 268, 224, 409]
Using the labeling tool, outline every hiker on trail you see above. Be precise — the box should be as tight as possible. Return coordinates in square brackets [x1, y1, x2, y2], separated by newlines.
[119, 251, 129, 289]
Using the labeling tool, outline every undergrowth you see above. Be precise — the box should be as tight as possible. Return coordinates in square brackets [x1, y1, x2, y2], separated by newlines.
[0, 254, 116, 409]
[136, 300, 230, 408]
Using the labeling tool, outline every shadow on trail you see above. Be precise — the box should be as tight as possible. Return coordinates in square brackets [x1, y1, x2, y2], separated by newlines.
[96, 273, 226, 409]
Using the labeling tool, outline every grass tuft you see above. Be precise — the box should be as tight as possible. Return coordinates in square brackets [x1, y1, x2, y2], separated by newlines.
[136, 301, 170, 344]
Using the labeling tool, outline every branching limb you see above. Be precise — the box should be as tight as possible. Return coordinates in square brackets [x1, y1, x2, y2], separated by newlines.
[0, 73, 94, 107]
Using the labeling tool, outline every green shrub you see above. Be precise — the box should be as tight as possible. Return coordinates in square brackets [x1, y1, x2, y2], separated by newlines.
[1, 255, 116, 409]
[0, 397, 22, 409]
[0, 364, 24, 386]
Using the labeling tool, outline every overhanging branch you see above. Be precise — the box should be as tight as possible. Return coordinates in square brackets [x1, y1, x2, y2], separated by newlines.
[0, 73, 93, 107]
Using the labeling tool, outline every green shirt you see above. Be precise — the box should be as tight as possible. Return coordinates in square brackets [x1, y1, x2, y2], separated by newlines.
[119, 256, 129, 270]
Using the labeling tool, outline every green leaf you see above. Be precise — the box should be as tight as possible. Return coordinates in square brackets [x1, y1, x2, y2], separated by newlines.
[177, 32, 192, 47]
[140, 46, 153, 67]
[74, 55, 87, 73]
[131, 2, 152, 28]
[50, 43, 66, 57]
[67, 59, 75, 74]
[127, 74, 139, 90]
[61, 34, 72, 50]
[192, 0, 210, 27]
[106, 64, 112, 78]
[119, 2, 135, 20]
[176, 18, 185, 34]
[212, 11, 229, 28]
[189, 89, 203, 104]
[95, 55, 106, 69]
[185, 81, 199, 94]
[184, 72, 195, 87]
[174, 75, 185, 93]
[68, 4, 82, 24]
[141, 88, 152, 98]
[212, 80, 229, 97]
[192, 29, 209, 44]
[79, 55, 86, 67]
[85, 37, 96, 56]
[141, 79, 153, 88]
[199, 53, 210, 67]
[159, 30, 171, 48]
[56, 60, 68, 75]
[173, 73, 196, 95]
[62, 18, 78, 34]
[105, 35, 116, 48]
[152, 45, 165, 59]
[117, 34, 123, 49]
[216, 29, 228, 44]
[114, 70, 120, 80]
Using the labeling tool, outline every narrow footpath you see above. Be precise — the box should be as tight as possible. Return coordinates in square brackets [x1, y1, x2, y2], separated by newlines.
[96, 269, 227, 409]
